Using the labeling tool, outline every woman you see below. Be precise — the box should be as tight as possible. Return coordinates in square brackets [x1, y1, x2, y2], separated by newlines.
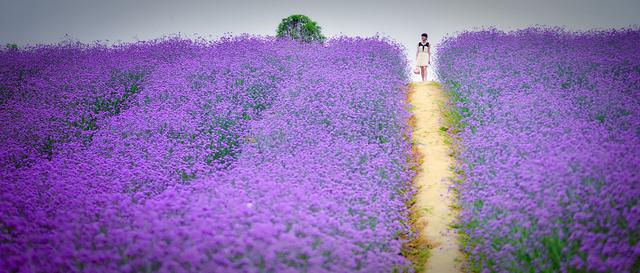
[416, 33, 431, 81]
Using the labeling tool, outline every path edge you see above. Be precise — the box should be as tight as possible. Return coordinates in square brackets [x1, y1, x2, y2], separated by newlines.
[437, 81, 471, 273]
[400, 82, 430, 273]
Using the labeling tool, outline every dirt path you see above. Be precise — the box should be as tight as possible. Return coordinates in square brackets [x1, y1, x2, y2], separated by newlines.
[408, 81, 462, 272]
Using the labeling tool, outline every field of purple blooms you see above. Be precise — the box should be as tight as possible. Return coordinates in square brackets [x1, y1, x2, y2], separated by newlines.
[0, 36, 415, 272]
[436, 28, 640, 273]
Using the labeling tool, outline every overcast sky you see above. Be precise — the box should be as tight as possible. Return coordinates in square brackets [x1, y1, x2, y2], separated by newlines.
[1, 0, 639, 79]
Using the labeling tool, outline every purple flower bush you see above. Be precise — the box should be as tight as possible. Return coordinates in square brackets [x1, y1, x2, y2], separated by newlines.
[436, 28, 640, 273]
[0, 36, 414, 272]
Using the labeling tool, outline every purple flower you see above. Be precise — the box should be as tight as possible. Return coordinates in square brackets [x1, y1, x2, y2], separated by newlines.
[0, 35, 414, 272]
[436, 27, 640, 272]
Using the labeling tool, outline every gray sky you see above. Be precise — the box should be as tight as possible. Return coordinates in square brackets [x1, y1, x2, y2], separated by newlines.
[1, 0, 639, 80]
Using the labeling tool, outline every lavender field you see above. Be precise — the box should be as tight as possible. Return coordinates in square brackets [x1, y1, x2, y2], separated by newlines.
[2, 26, 639, 273]
[0, 37, 415, 272]
[436, 28, 640, 272]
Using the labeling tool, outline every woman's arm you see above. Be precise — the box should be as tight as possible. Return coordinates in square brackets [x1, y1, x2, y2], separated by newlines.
[416, 46, 419, 60]
[428, 44, 431, 64]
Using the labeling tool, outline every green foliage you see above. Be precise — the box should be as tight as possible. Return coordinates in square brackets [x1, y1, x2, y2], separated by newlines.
[69, 70, 145, 146]
[204, 116, 239, 166]
[276, 15, 326, 43]
[41, 136, 55, 160]
[5, 43, 18, 50]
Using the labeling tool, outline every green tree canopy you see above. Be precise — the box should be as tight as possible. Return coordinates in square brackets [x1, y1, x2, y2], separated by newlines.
[276, 15, 325, 43]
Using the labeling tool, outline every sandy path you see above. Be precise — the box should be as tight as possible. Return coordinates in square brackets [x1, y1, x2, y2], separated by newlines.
[408, 81, 462, 272]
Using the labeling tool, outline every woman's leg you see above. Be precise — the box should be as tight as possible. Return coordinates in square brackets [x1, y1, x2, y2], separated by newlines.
[425, 66, 428, 81]
[420, 66, 427, 81]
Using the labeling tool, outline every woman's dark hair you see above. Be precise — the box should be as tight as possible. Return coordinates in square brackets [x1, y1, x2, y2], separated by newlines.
[421, 33, 428, 38]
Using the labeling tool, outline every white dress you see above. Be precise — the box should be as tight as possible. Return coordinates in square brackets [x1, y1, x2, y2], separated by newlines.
[417, 42, 429, 67]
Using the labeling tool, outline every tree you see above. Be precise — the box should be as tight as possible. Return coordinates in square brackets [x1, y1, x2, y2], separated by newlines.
[276, 15, 325, 43]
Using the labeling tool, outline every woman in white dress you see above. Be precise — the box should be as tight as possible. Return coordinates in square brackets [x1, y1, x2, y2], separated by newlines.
[416, 33, 431, 82]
